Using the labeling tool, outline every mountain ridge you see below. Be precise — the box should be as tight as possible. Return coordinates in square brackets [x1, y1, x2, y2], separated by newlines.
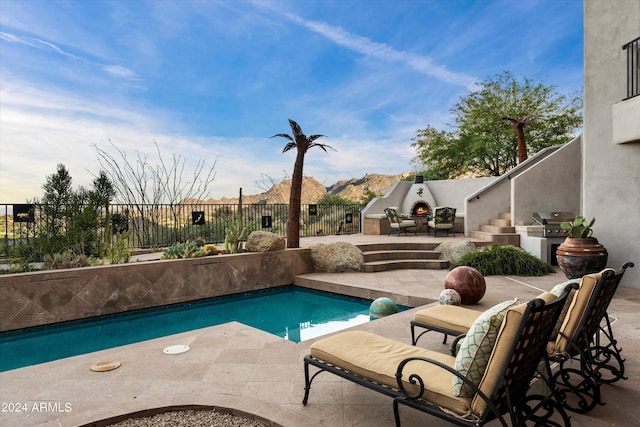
[184, 173, 410, 205]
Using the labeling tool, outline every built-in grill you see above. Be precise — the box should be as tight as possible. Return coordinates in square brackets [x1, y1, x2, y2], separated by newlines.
[532, 211, 575, 237]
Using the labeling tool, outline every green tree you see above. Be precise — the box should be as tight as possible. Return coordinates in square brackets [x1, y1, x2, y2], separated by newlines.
[36, 165, 116, 258]
[316, 194, 354, 204]
[360, 189, 384, 205]
[39, 164, 75, 254]
[91, 171, 117, 257]
[411, 71, 582, 177]
[271, 119, 334, 248]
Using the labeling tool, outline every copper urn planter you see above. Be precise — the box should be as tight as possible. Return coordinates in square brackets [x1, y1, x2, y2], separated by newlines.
[556, 237, 608, 279]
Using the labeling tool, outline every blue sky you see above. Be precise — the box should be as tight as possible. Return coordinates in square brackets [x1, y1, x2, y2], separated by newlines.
[0, 0, 583, 202]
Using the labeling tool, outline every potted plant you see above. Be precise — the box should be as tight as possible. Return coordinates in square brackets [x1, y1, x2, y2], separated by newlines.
[556, 216, 608, 279]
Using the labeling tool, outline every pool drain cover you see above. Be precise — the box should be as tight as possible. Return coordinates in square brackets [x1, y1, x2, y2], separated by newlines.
[90, 360, 121, 372]
[163, 344, 190, 355]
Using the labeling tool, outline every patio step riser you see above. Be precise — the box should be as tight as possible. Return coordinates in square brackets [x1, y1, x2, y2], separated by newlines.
[356, 242, 447, 272]
[363, 251, 441, 262]
[357, 243, 439, 252]
[489, 218, 512, 227]
[362, 259, 449, 272]
[480, 224, 516, 233]
[469, 231, 520, 246]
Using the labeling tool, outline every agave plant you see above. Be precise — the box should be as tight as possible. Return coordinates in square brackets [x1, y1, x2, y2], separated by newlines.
[560, 215, 596, 238]
[271, 119, 334, 248]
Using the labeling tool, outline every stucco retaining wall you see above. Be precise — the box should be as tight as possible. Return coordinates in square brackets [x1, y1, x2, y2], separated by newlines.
[0, 249, 313, 332]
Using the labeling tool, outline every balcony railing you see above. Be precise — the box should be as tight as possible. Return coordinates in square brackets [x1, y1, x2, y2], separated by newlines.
[623, 36, 640, 100]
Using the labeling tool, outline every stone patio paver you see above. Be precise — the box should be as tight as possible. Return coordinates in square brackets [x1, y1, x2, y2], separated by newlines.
[1, 234, 638, 426]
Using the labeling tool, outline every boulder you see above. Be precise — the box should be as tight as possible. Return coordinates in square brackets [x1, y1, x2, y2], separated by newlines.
[245, 231, 286, 252]
[310, 242, 364, 273]
[435, 240, 477, 264]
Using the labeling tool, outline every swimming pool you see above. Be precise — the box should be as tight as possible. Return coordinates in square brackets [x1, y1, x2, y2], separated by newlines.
[0, 286, 399, 372]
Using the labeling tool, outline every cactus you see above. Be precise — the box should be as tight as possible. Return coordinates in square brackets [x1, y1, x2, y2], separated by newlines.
[560, 215, 596, 238]
[224, 188, 247, 254]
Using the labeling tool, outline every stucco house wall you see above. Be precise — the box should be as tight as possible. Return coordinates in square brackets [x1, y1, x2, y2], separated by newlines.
[583, 0, 640, 288]
[511, 136, 582, 225]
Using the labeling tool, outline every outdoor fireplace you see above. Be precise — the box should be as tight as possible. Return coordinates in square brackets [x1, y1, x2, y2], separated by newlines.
[400, 176, 437, 218]
[412, 202, 431, 217]
[361, 176, 444, 235]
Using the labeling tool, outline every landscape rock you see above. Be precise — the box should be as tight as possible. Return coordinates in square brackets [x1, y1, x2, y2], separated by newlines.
[245, 231, 285, 252]
[435, 240, 478, 264]
[310, 242, 364, 272]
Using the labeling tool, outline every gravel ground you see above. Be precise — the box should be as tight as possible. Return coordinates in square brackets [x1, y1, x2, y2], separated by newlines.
[107, 408, 268, 427]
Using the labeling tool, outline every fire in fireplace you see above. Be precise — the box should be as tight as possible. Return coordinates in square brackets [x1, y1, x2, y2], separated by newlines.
[412, 203, 431, 217]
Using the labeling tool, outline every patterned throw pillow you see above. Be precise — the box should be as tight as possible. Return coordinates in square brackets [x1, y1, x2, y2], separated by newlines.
[453, 298, 522, 397]
[549, 279, 580, 338]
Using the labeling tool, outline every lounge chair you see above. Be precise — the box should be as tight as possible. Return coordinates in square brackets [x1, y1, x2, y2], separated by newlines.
[384, 207, 417, 236]
[427, 206, 456, 237]
[410, 263, 634, 413]
[303, 289, 572, 427]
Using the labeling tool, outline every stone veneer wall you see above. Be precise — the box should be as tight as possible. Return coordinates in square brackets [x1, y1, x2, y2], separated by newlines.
[0, 249, 313, 332]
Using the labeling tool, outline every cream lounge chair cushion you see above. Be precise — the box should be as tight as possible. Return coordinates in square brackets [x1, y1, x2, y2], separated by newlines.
[453, 298, 522, 397]
[414, 304, 477, 336]
[310, 301, 533, 419]
[470, 301, 527, 416]
[548, 270, 612, 355]
[414, 284, 578, 350]
[310, 330, 473, 416]
[548, 279, 581, 338]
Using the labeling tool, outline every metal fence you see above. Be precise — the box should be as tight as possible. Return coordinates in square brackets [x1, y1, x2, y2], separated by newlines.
[1, 202, 364, 252]
[623, 36, 640, 100]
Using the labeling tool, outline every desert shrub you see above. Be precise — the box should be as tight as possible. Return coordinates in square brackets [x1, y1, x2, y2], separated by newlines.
[451, 244, 554, 276]
[0, 258, 39, 274]
[108, 232, 131, 264]
[161, 241, 209, 259]
[203, 244, 223, 255]
[43, 250, 90, 269]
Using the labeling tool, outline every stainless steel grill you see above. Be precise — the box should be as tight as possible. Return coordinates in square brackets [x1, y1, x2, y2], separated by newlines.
[532, 211, 575, 237]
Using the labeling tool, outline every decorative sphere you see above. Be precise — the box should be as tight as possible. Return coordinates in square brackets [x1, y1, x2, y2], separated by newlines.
[444, 266, 486, 305]
[369, 297, 399, 319]
[439, 289, 462, 305]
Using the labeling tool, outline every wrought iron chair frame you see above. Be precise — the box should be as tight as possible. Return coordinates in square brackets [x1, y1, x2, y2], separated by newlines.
[427, 206, 456, 237]
[546, 262, 634, 413]
[303, 291, 571, 427]
[384, 207, 417, 236]
[409, 263, 634, 414]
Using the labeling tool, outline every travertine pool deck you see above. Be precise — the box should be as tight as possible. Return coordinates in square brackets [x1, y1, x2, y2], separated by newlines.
[1, 234, 638, 426]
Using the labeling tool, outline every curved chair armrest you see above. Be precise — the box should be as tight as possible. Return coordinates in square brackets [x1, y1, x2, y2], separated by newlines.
[394, 356, 507, 426]
[450, 334, 467, 356]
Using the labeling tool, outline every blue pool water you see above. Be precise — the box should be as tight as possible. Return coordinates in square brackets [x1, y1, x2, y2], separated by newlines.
[0, 286, 400, 372]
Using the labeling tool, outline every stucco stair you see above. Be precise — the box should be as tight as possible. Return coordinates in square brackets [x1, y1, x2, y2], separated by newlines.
[470, 211, 521, 246]
[357, 242, 449, 272]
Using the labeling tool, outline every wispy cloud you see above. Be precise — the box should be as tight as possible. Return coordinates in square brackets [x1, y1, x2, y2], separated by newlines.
[0, 0, 584, 202]
[282, 13, 478, 89]
[101, 65, 138, 79]
[0, 31, 138, 81]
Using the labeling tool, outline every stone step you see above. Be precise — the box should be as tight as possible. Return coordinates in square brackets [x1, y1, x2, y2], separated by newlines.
[480, 224, 516, 233]
[362, 259, 450, 273]
[362, 250, 441, 262]
[489, 218, 512, 227]
[355, 242, 447, 272]
[357, 242, 439, 252]
[499, 211, 512, 220]
[470, 230, 520, 246]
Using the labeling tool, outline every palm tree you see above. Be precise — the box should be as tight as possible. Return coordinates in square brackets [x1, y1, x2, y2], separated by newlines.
[501, 116, 535, 164]
[271, 119, 334, 248]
